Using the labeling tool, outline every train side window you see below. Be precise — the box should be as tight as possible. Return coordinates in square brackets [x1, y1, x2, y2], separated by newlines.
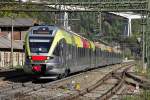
[96, 49, 99, 57]
[53, 43, 60, 56]
[95, 49, 97, 57]
[83, 48, 84, 57]
[101, 50, 103, 57]
[103, 51, 105, 57]
[80, 48, 82, 57]
[78, 48, 80, 57]
[99, 49, 102, 56]
[81, 48, 83, 57]
[83, 48, 85, 57]
[0, 52, 2, 62]
[79, 48, 82, 57]
[97, 49, 99, 56]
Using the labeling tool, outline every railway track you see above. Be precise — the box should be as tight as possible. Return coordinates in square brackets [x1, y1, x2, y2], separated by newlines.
[44, 63, 133, 100]
[111, 68, 150, 100]
[0, 61, 137, 100]
[125, 72, 150, 90]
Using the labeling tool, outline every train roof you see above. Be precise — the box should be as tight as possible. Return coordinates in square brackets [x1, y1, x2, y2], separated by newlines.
[27, 25, 121, 53]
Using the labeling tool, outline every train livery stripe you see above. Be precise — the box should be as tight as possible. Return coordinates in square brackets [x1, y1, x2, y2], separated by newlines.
[47, 30, 63, 56]
[82, 39, 90, 48]
[73, 35, 83, 47]
[63, 31, 73, 44]
[47, 29, 73, 57]
[89, 41, 95, 51]
[25, 33, 31, 56]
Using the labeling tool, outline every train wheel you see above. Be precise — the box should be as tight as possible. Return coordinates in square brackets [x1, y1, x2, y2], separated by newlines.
[64, 69, 70, 77]
[57, 69, 70, 79]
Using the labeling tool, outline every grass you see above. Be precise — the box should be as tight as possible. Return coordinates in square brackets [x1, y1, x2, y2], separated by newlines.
[122, 90, 150, 100]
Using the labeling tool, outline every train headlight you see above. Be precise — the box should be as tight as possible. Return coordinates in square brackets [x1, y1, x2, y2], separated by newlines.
[47, 57, 50, 60]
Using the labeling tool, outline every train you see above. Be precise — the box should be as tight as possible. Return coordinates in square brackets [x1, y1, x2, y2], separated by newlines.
[23, 25, 122, 79]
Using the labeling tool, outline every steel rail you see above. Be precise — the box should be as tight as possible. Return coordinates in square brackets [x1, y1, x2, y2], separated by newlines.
[0, 61, 134, 100]
[99, 64, 133, 100]
[51, 63, 134, 100]
[0, 62, 133, 99]
[125, 72, 150, 90]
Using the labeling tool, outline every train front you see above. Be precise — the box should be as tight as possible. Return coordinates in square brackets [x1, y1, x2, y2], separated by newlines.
[23, 25, 61, 79]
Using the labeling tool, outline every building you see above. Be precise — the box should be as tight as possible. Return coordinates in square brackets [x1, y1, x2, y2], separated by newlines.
[0, 17, 34, 68]
[0, 17, 33, 40]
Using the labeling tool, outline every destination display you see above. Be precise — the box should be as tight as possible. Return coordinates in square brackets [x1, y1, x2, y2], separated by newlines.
[33, 27, 52, 34]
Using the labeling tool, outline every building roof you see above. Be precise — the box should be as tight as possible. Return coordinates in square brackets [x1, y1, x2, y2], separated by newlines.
[0, 18, 34, 27]
[0, 36, 23, 50]
[109, 12, 145, 19]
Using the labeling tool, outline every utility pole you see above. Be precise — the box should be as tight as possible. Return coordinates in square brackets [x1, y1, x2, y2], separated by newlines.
[141, 12, 147, 73]
[142, 14, 146, 72]
[99, 12, 102, 34]
[11, 16, 14, 68]
[64, 12, 69, 30]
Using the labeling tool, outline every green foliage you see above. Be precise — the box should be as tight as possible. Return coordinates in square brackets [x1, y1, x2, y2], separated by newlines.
[132, 19, 142, 37]
[123, 90, 150, 100]
[0, 5, 29, 18]
[123, 48, 132, 58]
[0, 1, 142, 45]
[0, 0, 14, 1]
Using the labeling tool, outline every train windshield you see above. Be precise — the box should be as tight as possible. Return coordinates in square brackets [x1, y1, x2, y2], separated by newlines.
[29, 38, 53, 53]
[30, 42, 51, 53]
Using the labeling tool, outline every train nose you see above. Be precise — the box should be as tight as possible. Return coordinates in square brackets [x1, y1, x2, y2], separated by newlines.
[32, 65, 41, 72]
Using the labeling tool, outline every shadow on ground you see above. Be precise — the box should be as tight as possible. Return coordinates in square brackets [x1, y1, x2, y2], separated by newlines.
[0, 69, 54, 84]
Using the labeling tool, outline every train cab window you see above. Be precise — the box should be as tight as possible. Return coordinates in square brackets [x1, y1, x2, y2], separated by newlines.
[29, 37, 54, 53]
[30, 42, 51, 53]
